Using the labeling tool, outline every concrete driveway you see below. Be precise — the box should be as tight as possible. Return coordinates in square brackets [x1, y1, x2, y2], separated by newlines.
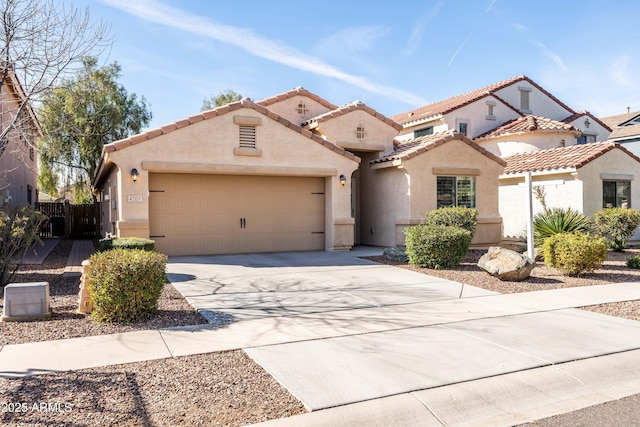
[166, 248, 640, 426]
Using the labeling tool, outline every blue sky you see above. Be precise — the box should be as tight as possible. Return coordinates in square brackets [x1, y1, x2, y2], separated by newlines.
[74, 0, 639, 130]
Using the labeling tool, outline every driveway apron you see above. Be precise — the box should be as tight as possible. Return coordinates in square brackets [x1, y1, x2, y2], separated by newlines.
[166, 248, 640, 413]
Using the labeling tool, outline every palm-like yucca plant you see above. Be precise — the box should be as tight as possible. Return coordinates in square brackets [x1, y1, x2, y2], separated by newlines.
[533, 207, 593, 246]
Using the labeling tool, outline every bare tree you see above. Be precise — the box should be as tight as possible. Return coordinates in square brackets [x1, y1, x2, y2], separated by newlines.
[0, 0, 111, 193]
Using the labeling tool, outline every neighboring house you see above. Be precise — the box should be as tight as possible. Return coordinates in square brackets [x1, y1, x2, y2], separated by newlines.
[391, 75, 631, 243]
[92, 87, 505, 256]
[392, 75, 611, 153]
[601, 110, 640, 156]
[500, 142, 640, 242]
[0, 66, 40, 206]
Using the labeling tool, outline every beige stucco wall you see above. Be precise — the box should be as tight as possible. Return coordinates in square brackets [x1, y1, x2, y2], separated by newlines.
[103, 106, 359, 251]
[499, 149, 640, 242]
[0, 86, 38, 206]
[259, 95, 332, 125]
[315, 110, 397, 154]
[441, 96, 521, 140]
[372, 139, 504, 247]
[477, 131, 579, 157]
[565, 116, 611, 142]
[499, 172, 584, 239]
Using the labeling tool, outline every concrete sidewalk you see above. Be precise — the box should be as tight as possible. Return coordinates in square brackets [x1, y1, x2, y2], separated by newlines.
[3, 247, 640, 426]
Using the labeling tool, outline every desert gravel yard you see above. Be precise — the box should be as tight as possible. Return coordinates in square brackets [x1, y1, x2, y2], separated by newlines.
[2, 242, 640, 426]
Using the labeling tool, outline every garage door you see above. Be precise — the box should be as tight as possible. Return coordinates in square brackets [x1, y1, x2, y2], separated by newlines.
[148, 173, 325, 256]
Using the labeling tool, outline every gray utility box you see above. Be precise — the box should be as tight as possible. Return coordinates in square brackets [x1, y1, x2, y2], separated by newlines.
[2, 282, 51, 322]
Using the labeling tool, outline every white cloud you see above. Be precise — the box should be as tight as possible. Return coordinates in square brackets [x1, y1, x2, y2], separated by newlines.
[402, 1, 446, 57]
[100, 0, 427, 106]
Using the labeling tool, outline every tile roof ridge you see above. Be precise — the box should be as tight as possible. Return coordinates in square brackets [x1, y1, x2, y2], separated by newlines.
[255, 86, 339, 110]
[391, 75, 527, 122]
[102, 98, 360, 163]
[302, 99, 402, 131]
[501, 141, 640, 175]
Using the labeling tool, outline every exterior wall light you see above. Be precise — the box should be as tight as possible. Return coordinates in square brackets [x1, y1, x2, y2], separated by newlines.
[339, 174, 346, 186]
[131, 168, 139, 183]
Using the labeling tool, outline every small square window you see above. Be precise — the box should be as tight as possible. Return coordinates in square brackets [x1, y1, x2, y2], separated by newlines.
[356, 126, 366, 139]
[297, 102, 308, 115]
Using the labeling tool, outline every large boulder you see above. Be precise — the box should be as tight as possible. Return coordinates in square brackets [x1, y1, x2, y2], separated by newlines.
[383, 246, 408, 263]
[477, 246, 535, 281]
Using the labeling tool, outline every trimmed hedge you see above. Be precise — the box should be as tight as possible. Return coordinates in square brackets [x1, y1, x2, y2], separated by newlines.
[405, 224, 472, 269]
[594, 207, 640, 251]
[86, 248, 167, 323]
[542, 232, 607, 276]
[424, 207, 478, 236]
[99, 237, 155, 252]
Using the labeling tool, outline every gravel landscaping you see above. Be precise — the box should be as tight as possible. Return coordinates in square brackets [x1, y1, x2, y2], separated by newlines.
[1, 242, 640, 426]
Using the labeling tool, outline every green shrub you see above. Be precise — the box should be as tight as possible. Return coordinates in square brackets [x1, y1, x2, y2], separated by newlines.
[0, 205, 48, 287]
[533, 207, 593, 246]
[594, 207, 640, 251]
[424, 207, 478, 236]
[626, 255, 640, 269]
[542, 232, 607, 276]
[86, 248, 167, 323]
[405, 224, 472, 269]
[99, 236, 155, 252]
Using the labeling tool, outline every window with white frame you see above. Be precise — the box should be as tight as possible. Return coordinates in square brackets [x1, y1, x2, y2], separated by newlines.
[603, 180, 631, 208]
[414, 127, 433, 138]
[437, 176, 476, 208]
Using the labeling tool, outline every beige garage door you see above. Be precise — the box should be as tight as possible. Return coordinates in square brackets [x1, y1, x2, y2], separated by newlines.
[149, 173, 325, 256]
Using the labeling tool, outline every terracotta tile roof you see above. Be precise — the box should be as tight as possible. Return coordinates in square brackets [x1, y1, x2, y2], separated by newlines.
[502, 141, 640, 175]
[391, 75, 575, 127]
[562, 110, 612, 132]
[102, 98, 360, 163]
[255, 86, 339, 110]
[475, 115, 581, 141]
[370, 130, 506, 166]
[301, 101, 402, 131]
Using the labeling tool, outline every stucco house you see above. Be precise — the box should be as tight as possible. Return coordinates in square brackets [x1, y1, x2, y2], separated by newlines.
[500, 142, 640, 242]
[391, 75, 636, 243]
[392, 75, 611, 150]
[93, 88, 505, 256]
[0, 66, 40, 206]
[601, 109, 640, 157]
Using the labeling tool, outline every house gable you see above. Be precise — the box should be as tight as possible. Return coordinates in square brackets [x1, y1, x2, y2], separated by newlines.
[302, 101, 401, 153]
[255, 87, 338, 125]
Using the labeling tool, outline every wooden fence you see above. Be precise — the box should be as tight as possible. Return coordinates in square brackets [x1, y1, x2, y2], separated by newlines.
[36, 201, 99, 239]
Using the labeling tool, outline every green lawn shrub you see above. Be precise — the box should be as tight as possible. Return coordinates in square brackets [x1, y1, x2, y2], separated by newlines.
[0, 205, 48, 287]
[405, 224, 472, 269]
[86, 248, 167, 323]
[542, 232, 607, 276]
[533, 207, 593, 247]
[98, 236, 155, 252]
[626, 255, 640, 269]
[594, 207, 640, 251]
[424, 206, 478, 236]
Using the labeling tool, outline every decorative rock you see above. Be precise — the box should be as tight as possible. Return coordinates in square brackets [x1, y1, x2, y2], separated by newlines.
[477, 246, 535, 281]
[383, 246, 408, 263]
